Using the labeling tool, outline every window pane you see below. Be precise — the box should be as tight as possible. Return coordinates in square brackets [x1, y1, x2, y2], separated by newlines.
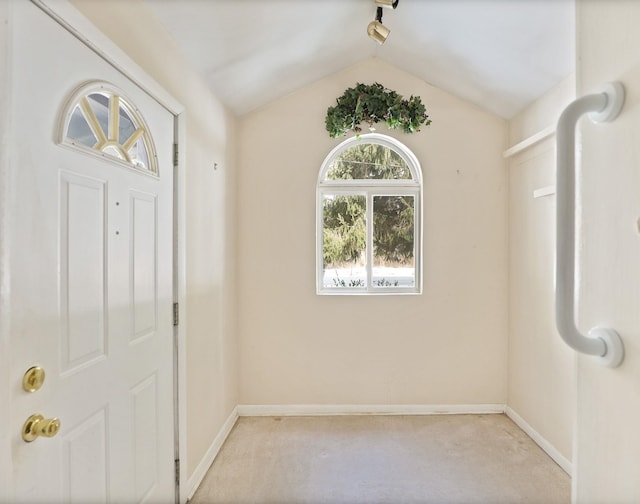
[129, 137, 150, 171]
[86, 93, 109, 139]
[322, 194, 366, 289]
[326, 143, 411, 181]
[67, 105, 97, 148]
[372, 195, 415, 288]
[118, 105, 137, 145]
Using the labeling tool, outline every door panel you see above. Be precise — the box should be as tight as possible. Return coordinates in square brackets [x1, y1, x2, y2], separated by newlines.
[61, 409, 109, 502]
[9, 2, 175, 502]
[131, 190, 158, 343]
[60, 172, 108, 373]
[132, 374, 159, 503]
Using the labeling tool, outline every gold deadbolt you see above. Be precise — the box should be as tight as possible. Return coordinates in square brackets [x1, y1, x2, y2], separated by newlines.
[22, 414, 61, 442]
[22, 366, 45, 393]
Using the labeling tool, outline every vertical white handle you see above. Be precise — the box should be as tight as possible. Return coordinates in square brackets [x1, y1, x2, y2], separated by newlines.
[555, 82, 625, 368]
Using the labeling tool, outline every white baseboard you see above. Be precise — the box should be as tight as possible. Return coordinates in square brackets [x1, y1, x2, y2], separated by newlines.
[186, 406, 239, 501]
[237, 403, 506, 417]
[505, 406, 572, 476]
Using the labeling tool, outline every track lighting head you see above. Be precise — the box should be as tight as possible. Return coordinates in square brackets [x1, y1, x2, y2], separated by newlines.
[367, 1, 397, 45]
[375, 0, 399, 9]
[367, 20, 390, 44]
[368, 6, 390, 44]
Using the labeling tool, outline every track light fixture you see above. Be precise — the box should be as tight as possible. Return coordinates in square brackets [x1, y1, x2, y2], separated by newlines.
[367, 1, 398, 45]
[367, 7, 389, 44]
[375, 0, 399, 9]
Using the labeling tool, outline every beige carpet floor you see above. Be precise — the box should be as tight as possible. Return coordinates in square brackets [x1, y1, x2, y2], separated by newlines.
[190, 414, 570, 504]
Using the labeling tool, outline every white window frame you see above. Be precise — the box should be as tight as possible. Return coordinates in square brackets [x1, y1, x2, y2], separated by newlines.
[316, 133, 423, 295]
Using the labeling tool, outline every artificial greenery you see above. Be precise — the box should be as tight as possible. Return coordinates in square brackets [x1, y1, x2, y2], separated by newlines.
[325, 82, 431, 138]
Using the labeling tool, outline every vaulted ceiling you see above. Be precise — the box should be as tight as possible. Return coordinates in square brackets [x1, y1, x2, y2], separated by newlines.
[145, 0, 575, 119]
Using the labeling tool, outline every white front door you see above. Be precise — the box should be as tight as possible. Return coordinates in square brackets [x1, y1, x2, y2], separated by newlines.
[7, 2, 175, 502]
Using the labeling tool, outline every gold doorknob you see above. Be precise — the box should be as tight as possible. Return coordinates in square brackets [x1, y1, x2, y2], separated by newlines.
[22, 414, 61, 442]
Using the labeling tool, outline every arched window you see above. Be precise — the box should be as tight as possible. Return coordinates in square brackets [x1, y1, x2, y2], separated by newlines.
[58, 81, 158, 174]
[317, 133, 422, 294]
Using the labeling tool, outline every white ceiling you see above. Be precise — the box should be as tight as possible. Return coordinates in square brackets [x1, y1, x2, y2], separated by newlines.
[145, 0, 575, 119]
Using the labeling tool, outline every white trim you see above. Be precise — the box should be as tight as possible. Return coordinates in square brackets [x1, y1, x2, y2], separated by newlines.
[237, 404, 506, 417]
[187, 407, 239, 501]
[174, 114, 189, 504]
[505, 406, 572, 476]
[533, 185, 556, 199]
[503, 124, 556, 158]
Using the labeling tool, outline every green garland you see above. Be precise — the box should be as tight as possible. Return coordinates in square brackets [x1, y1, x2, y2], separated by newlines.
[325, 82, 431, 138]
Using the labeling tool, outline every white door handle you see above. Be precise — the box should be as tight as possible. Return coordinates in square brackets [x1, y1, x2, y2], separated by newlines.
[555, 82, 625, 368]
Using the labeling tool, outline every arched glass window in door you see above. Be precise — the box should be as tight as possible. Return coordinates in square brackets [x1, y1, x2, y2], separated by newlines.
[59, 82, 158, 174]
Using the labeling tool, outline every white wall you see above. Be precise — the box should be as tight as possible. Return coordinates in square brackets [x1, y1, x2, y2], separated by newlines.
[509, 76, 575, 145]
[507, 75, 576, 468]
[69, 0, 239, 480]
[237, 58, 508, 407]
[575, 1, 640, 501]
